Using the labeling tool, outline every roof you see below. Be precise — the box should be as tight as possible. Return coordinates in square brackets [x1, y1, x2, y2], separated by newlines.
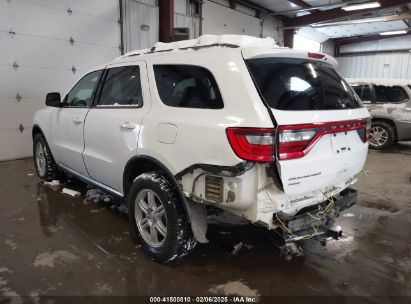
[113, 35, 279, 62]
[111, 34, 336, 67]
[346, 78, 411, 86]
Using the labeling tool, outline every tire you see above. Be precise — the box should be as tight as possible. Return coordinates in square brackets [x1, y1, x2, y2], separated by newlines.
[128, 171, 196, 263]
[33, 133, 59, 181]
[368, 121, 396, 150]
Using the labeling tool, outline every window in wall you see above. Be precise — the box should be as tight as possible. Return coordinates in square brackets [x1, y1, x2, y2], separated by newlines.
[98, 66, 143, 107]
[153, 65, 223, 109]
[293, 34, 320, 52]
[374, 85, 408, 104]
[66, 70, 102, 107]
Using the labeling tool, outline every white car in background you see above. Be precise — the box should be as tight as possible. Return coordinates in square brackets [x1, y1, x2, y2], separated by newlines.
[347, 78, 411, 149]
[32, 35, 370, 263]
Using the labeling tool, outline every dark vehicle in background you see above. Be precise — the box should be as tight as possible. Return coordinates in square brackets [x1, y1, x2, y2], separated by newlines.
[347, 78, 411, 149]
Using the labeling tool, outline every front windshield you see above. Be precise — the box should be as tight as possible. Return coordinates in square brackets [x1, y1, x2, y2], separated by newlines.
[247, 58, 363, 111]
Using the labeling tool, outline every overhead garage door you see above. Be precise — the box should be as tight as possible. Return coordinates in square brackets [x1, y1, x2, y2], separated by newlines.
[0, 0, 121, 161]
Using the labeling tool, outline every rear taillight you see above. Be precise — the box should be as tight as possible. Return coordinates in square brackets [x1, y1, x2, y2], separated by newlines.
[278, 118, 369, 160]
[226, 128, 275, 162]
[278, 130, 316, 158]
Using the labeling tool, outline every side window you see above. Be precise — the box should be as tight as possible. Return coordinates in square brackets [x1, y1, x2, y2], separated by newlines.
[98, 66, 143, 107]
[351, 83, 372, 103]
[153, 65, 223, 109]
[351, 84, 363, 97]
[362, 85, 372, 102]
[66, 70, 102, 107]
[374, 85, 408, 104]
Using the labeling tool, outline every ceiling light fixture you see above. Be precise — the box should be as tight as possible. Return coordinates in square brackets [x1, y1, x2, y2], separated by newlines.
[342, 1, 380, 11]
[379, 30, 407, 35]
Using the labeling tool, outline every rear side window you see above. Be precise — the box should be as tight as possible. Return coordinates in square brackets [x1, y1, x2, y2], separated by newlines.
[374, 85, 408, 104]
[98, 66, 143, 107]
[153, 65, 223, 109]
[247, 58, 362, 111]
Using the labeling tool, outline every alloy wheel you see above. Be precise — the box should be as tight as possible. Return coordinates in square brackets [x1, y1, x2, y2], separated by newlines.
[369, 126, 388, 147]
[35, 142, 46, 176]
[134, 189, 167, 247]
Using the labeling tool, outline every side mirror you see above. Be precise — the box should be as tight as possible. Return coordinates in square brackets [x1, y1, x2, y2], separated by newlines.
[46, 92, 61, 107]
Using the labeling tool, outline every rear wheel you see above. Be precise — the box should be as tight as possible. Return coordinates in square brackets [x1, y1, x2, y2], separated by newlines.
[368, 121, 395, 150]
[128, 172, 196, 263]
[33, 134, 59, 181]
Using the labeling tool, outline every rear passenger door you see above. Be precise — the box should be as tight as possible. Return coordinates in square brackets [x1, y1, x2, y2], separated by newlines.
[83, 61, 150, 193]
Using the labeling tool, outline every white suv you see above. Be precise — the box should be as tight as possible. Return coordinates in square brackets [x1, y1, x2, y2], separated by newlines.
[33, 35, 370, 263]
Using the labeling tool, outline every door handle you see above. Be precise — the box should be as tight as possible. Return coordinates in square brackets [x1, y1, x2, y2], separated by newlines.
[120, 122, 136, 130]
[72, 118, 82, 124]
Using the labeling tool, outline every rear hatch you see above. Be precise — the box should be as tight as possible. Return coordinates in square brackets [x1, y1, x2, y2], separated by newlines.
[244, 49, 370, 196]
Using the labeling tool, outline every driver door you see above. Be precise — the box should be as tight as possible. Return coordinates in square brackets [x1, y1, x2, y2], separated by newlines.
[50, 70, 103, 176]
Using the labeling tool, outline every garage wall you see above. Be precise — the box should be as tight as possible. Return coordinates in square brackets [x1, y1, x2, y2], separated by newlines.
[336, 53, 411, 79]
[0, 0, 121, 161]
[203, 0, 283, 44]
[122, 0, 159, 52]
[339, 36, 411, 54]
[123, 0, 283, 53]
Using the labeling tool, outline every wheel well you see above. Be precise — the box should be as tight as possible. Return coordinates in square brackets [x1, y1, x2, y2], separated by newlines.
[32, 125, 43, 138]
[123, 156, 190, 219]
[371, 118, 397, 139]
[123, 156, 181, 199]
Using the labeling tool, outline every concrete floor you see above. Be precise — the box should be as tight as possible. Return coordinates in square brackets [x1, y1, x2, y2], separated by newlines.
[0, 144, 410, 302]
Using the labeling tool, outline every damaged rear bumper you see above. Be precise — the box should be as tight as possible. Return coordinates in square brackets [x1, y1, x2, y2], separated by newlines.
[273, 187, 358, 244]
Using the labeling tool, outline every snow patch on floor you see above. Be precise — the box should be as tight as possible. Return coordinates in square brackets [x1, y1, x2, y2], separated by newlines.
[210, 280, 259, 297]
[85, 188, 112, 203]
[33, 250, 79, 267]
[4, 239, 18, 250]
[62, 188, 81, 197]
[343, 213, 355, 217]
[95, 282, 113, 295]
[117, 204, 128, 214]
[232, 242, 254, 255]
[43, 180, 60, 187]
[0, 268, 12, 274]
[0, 276, 20, 298]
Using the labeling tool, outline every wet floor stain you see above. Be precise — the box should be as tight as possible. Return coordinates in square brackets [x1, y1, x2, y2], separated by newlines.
[0, 143, 410, 299]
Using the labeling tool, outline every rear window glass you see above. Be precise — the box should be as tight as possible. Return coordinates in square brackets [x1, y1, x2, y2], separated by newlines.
[374, 85, 408, 104]
[153, 65, 223, 109]
[246, 58, 362, 111]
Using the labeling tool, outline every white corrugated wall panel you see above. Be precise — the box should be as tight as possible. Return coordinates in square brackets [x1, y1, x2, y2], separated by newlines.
[123, 0, 159, 52]
[174, 12, 200, 39]
[336, 53, 411, 80]
[202, 0, 283, 44]
[0, 0, 121, 161]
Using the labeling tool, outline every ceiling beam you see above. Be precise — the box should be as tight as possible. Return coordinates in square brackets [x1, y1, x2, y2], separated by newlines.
[285, 0, 411, 27]
[337, 48, 411, 56]
[335, 31, 411, 45]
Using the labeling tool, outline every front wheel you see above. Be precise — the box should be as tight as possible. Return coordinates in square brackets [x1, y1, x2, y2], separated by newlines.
[33, 133, 59, 181]
[128, 172, 196, 263]
[368, 121, 395, 150]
